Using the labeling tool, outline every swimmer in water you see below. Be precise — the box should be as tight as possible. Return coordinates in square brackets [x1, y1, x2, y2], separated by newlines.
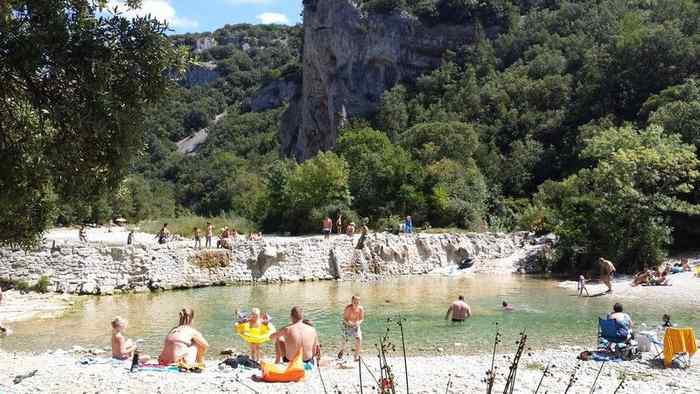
[502, 301, 513, 311]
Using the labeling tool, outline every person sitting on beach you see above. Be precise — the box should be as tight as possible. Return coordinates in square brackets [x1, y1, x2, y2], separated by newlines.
[445, 295, 471, 322]
[155, 223, 170, 244]
[158, 308, 209, 366]
[111, 316, 148, 362]
[502, 301, 513, 311]
[270, 306, 320, 364]
[218, 227, 230, 249]
[607, 303, 633, 338]
[671, 259, 691, 273]
[661, 314, 673, 328]
[338, 295, 364, 361]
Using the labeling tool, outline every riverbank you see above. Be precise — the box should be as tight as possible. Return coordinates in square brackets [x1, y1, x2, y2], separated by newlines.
[1, 346, 697, 393]
[0, 290, 75, 324]
[559, 259, 700, 308]
[0, 228, 549, 295]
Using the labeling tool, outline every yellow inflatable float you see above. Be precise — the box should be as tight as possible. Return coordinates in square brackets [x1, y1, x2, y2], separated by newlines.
[234, 321, 276, 345]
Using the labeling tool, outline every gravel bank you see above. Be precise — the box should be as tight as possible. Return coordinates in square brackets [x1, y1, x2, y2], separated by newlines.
[0, 290, 75, 323]
[1, 347, 697, 393]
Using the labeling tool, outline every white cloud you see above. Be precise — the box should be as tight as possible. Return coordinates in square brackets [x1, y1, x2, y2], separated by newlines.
[106, 0, 199, 29]
[256, 12, 290, 25]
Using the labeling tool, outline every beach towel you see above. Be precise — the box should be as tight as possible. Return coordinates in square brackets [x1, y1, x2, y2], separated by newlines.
[663, 327, 697, 367]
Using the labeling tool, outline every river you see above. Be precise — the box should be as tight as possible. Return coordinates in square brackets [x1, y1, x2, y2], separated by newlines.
[3, 275, 699, 355]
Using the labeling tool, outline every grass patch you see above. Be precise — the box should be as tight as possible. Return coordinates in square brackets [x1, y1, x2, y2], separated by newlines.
[1, 275, 51, 293]
[191, 250, 232, 269]
[136, 214, 257, 236]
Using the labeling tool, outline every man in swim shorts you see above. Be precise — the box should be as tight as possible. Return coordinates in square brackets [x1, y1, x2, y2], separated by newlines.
[599, 257, 616, 293]
[270, 306, 320, 364]
[338, 295, 364, 361]
[445, 295, 471, 322]
[322, 216, 333, 239]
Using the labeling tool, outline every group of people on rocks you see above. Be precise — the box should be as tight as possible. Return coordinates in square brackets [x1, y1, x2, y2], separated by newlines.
[322, 214, 413, 240]
[110, 296, 366, 368]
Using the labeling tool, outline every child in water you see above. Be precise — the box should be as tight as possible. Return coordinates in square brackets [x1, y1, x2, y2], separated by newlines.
[236, 308, 272, 362]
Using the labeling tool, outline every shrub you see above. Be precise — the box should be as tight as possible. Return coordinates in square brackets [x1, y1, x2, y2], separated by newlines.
[192, 250, 231, 269]
[33, 275, 51, 293]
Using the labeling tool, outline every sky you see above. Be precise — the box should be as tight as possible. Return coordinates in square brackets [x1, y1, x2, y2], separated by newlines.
[105, 0, 303, 34]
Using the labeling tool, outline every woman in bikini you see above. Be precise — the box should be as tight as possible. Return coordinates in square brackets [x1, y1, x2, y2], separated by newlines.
[158, 308, 209, 365]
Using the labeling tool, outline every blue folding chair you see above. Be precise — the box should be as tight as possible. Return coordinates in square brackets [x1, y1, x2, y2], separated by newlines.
[598, 318, 628, 345]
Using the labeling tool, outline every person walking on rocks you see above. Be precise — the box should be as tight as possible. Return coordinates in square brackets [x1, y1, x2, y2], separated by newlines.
[206, 222, 214, 248]
[338, 295, 364, 361]
[404, 215, 413, 234]
[445, 295, 471, 322]
[193, 227, 202, 249]
[79, 225, 87, 242]
[336, 213, 343, 235]
[599, 257, 616, 293]
[322, 216, 333, 240]
[356, 220, 369, 249]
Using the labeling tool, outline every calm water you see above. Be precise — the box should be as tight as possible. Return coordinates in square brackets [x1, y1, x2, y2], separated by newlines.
[3, 275, 699, 355]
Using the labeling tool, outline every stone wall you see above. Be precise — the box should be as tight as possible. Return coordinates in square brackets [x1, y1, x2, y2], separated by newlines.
[0, 232, 545, 295]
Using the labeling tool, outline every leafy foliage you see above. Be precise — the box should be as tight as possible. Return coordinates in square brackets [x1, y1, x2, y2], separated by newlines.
[0, 0, 182, 247]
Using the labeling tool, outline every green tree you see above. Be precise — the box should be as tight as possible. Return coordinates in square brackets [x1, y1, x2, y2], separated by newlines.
[533, 124, 700, 272]
[337, 128, 423, 218]
[0, 0, 181, 247]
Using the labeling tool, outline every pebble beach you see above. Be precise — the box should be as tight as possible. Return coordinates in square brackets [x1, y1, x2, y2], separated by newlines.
[1, 346, 698, 393]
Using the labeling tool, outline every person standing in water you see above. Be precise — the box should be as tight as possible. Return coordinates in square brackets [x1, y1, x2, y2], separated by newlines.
[599, 257, 616, 293]
[338, 295, 364, 361]
[445, 295, 471, 322]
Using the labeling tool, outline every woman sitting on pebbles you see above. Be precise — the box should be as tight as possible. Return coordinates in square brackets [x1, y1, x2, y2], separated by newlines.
[158, 308, 209, 366]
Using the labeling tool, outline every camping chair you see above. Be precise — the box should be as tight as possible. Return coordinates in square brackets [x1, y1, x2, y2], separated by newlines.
[598, 318, 638, 359]
[663, 327, 697, 368]
[598, 318, 628, 346]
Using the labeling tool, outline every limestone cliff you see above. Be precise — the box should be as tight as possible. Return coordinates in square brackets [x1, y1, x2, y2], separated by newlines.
[0, 232, 549, 295]
[281, 0, 495, 160]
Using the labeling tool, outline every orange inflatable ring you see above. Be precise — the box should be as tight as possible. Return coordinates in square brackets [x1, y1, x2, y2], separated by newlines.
[260, 349, 306, 382]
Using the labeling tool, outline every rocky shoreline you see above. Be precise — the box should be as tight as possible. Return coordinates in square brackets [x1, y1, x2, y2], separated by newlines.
[0, 230, 549, 295]
[1, 346, 697, 393]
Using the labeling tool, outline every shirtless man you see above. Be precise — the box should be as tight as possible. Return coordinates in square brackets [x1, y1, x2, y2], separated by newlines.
[270, 306, 320, 364]
[599, 257, 616, 293]
[445, 295, 471, 322]
[323, 216, 333, 240]
[338, 295, 364, 361]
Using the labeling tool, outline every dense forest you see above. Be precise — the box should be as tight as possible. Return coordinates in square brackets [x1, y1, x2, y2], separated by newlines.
[57, 0, 700, 273]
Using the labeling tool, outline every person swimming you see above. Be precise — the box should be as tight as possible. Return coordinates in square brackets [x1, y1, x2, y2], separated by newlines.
[502, 301, 513, 311]
[158, 308, 209, 365]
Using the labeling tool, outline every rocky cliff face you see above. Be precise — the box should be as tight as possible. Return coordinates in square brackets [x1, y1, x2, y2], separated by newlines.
[281, 0, 493, 160]
[0, 232, 549, 295]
